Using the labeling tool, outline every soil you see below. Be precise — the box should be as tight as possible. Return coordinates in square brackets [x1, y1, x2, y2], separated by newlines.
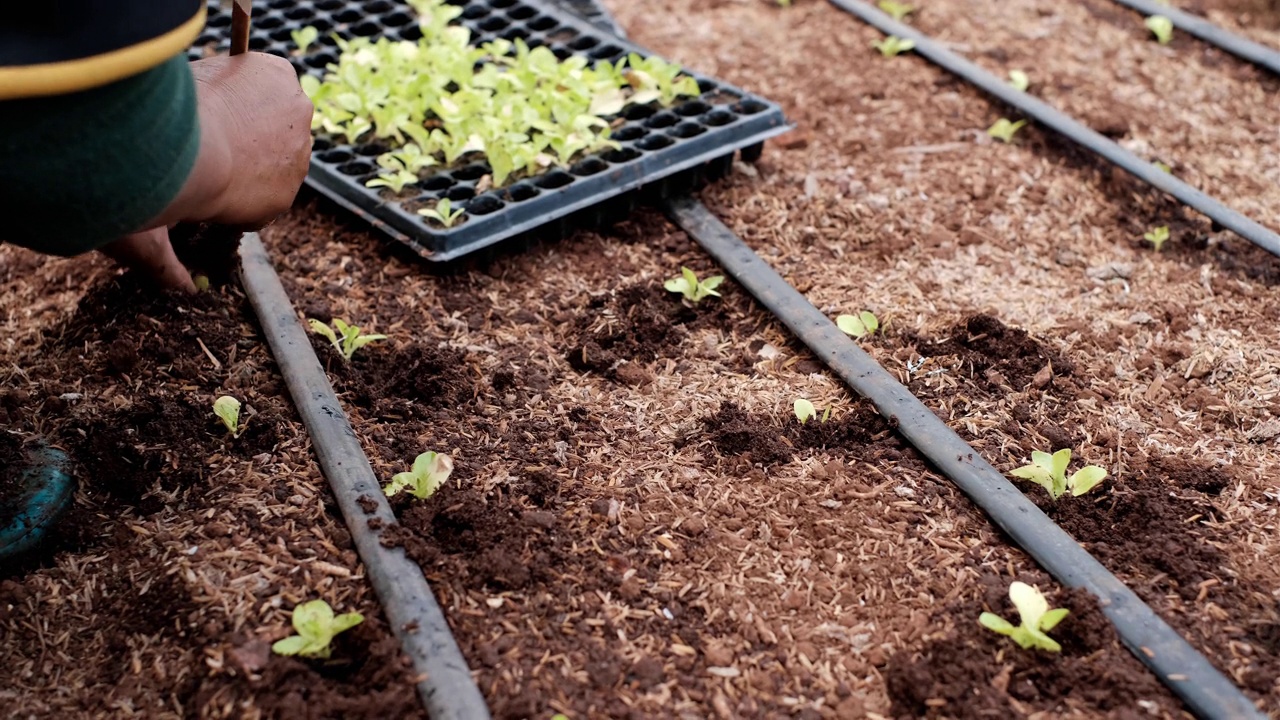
[886, 586, 1176, 718]
[0, 432, 27, 528]
[4, 0, 1280, 715]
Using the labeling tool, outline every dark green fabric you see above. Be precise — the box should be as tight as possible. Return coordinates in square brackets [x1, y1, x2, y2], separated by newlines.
[0, 54, 200, 256]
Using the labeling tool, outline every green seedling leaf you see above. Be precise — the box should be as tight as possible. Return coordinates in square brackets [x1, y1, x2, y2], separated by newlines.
[385, 451, 455, 499]
[418, 198, 465, 228]
[193, 274, 211, 292]
[987, 118, 1028, 143]
[291, 26, 319, 54]
[872, 35, 916, 57]
[1068, 465, 1107, 496]
[1143, 225, 1170, 252]
[836, 311, 880, 338]
[979, 581, 1068, 652]
[1153, 160, 1172, 174]
[310, 318, 385, 361]
[1011, 448, 1107, 499]
[794, 399, 817, 424]
[213, 396, 241, 436]
[1145, 15, 1174, 44]
[365, 169, 419, 194]
[821, 405, 832, 423]
[1008, 69, 1030, 92]
[664, 267, 724, 304]
[877, 0, 914, 21]
[271, 600, 364, 659]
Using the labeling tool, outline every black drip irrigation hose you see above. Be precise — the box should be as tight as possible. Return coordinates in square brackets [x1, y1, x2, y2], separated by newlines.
[239, 234, 492, 720]
[664, 196, 1265, 720]
[826, 0, 1280, 259]
[1107, 0, 1280, 76]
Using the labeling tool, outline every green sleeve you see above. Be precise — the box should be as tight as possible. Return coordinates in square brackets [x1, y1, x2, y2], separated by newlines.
[0, 53, 200, 256]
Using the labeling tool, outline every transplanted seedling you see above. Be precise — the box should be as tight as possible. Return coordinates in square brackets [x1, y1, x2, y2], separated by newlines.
[214, 396, 242, 437]
[665, 267, 725, 304]
[308, 318, 388, 362]
[1144, 225, 1170, 251]
[1008, 70, 1030, 92]
[979, 581, 1070, 652]
[877, 0, 915, 21]
[384, 451, 454, 499]
[794, 399, 832, 424]
[418, 198, 465, 228]
[1010, 448, 1107, 500]
[836, 311, 880, 338]
[291, 26, 319, 54]
[1145, 15, 1174, 44]
[987, 118, 1027, 143]
[271, 600, 364, 659]
[873, 36, 916, 57]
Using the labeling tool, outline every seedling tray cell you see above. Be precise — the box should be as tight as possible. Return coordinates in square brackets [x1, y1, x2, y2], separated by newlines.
[192, 0, 790, 261]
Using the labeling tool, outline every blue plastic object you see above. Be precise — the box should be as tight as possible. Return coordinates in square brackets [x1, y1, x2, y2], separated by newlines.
[0, 444, 75, 562]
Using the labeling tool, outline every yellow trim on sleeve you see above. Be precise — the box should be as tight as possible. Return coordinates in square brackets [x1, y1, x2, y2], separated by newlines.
[0, 7, 206, 101]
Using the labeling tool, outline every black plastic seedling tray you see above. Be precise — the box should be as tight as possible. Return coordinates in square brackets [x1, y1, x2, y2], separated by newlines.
[192, 0, 789, 261]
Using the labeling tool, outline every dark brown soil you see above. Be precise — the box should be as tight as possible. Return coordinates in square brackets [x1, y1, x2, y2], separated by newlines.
[0, 432, 27, 528]
[566, 281, 746, 383]
[698, 401, 895, 468]
[1038, 463, 1226, 601]
[193, 618, 425, 719]
[886, 585, 1175, 718]
[905, 314, 1078, 396]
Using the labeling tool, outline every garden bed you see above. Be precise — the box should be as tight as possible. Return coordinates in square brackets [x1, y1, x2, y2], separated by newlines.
[2, 0, 1280, 716]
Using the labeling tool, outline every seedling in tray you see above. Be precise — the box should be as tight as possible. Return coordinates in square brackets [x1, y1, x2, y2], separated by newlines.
[979, 581, 1069, 652]
[290, 26, 318, 54]
[665, 267, 724, 304]
[872, 35, 916, 57]
[1010, 448, 1107, 500]
[385, 451, 455, 500]
[271, 600, 364, 659]
[418, 198, 466, 228]
[836, 311, 880, 338]
[300, 0, 701, 193]
[309, 318, 387, 362]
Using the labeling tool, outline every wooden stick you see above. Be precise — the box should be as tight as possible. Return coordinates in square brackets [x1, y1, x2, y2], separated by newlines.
[230, 0, 251, 56]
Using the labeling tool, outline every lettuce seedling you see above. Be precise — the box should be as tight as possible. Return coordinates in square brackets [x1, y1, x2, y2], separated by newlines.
[836, 311, 880, 338]
[291, 26, 319, 54]
[271, 600, 364, 659]
[987, 118, 1027, 143]
[979, 581, 1069, 652]
[1010, 449, 1107, 500]
[384, 451, 454, 499]
[1145, 15, 1174, 44]
[418, 198, 465, 228]
[214, 396, 242, 437]
[366, 169, 419, 194]
[664, 267, 724, 304]
[1144, 225, 1170, 251]
[794, 399, 832, 424]
[1008, 70, 1030, 92]
[308, 318, 387, 362]
[877, 0, 915, 21]
[873, 36, 916, 57]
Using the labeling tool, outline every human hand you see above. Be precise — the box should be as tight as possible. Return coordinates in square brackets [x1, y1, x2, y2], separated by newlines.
[157, 53, 314, 230]
[99, 227, 197, 293]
